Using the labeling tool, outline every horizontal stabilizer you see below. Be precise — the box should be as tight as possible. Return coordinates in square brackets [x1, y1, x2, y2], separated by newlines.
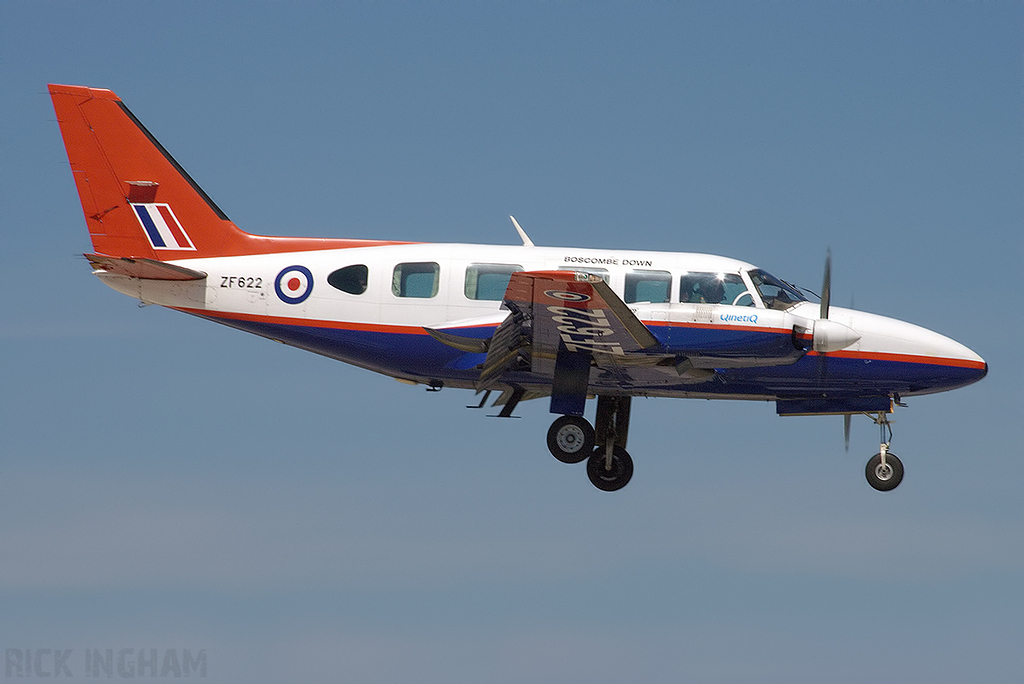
[86, 253, 207, 280]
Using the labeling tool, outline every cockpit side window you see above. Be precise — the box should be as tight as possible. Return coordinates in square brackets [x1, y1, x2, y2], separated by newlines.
[748, 269, 808, 310]
[679, 272, 754, 306]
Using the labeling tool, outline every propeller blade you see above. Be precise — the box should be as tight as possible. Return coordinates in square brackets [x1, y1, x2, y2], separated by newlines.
[843, 413, 852, 452]
[820, 248, 832, 320]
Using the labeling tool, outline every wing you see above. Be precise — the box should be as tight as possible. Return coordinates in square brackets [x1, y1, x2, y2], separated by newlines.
[477, 271, 665, 414]
[428, 270, 807, 414]
[503, 268, 658, 355]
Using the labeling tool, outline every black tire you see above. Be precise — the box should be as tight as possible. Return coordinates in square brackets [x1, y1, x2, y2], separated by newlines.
[547, 415, 595, 464]
[586, 445, 634, 492]
[865, 452, 904, 491]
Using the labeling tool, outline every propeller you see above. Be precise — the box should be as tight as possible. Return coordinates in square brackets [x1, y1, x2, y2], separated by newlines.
[814, 250, 856, 453]
[811, 250, 859, 354]
[815, 250, 832, 383]
[820, 248, 831, 320]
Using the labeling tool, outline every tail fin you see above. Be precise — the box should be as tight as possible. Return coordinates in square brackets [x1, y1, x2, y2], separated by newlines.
[50, 84, 253, 259]
[50, 84, 394, 259]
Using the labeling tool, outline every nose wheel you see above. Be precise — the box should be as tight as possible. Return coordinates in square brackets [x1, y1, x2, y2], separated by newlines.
[866, 448, 904, 491]
[864, 412, 904, 491]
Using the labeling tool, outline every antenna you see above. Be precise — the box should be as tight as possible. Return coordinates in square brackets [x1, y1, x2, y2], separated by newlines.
[510, 216, 534, 247]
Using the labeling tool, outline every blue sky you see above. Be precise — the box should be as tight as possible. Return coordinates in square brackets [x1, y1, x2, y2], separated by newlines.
[2, 2, 1022, 682]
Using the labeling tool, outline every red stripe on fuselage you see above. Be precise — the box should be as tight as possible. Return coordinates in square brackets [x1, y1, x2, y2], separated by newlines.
[809, 349, 987, 370]
[174, 307, 434, 335]
[654, 320, 791, 335]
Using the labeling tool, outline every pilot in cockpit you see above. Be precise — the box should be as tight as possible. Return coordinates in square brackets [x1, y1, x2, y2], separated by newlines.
[700, 278, 725, 304]
[681, 274, 724, 304]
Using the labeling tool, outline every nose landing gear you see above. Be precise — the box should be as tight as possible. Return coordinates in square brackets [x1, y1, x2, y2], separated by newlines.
[865, 412, 904, 491]
[866, 446, 904, 491]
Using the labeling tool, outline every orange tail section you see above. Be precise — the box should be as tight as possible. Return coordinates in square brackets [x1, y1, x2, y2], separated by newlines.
[49, 84, 404, 259]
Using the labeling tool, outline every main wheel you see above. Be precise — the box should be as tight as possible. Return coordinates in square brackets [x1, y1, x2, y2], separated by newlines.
[547, 415, 595, 464]
[586, 445, 633, 492]
[865, 452, 904, 491]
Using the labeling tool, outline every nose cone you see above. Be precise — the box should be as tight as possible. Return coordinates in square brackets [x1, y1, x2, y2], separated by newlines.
[929, 335, 988, 391]
[839, 308, 987, 395]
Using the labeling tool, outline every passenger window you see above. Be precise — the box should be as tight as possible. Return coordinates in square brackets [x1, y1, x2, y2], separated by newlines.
[393, 262, 439, 298]
[679, 272, 754, 306]
[624, 270, 671, 303]
[465, 263, 522, 301]
[327, 264, 368, 295]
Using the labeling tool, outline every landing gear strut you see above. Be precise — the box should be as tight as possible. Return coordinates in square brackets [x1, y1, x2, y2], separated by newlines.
[865, 412, 904, 491]
[547, 396, 633, 491]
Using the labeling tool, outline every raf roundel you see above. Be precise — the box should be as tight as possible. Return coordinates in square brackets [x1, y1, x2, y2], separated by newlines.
[275, 265, 314, 304]
[544, 290, 591, 302]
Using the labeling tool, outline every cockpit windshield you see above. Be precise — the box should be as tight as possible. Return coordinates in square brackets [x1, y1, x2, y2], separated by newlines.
[747, 269, 808, 310]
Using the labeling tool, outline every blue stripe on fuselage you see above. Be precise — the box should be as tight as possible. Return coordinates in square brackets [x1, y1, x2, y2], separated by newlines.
[191, 314, 981, 397]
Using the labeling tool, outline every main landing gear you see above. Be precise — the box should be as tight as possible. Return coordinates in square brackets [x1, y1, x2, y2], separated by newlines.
[547, 415, 594, 463]
[547, 396, 634, 491]
[864, 412, 904, 491]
